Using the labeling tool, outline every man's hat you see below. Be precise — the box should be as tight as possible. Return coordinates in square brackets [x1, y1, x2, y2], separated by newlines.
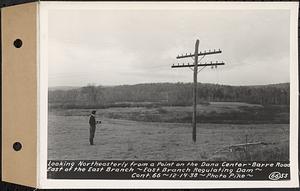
[92, 110, 96, 114]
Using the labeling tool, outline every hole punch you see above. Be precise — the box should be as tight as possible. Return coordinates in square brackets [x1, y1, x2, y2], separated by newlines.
[13, 142, 22, 151]
[13, 39, 23, 48]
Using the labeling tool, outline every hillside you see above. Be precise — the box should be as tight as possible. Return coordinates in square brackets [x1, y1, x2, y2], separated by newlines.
[49, 82, 289, 109]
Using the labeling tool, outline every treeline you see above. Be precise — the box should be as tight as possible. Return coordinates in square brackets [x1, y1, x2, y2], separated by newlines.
[48, 83, 289, 109]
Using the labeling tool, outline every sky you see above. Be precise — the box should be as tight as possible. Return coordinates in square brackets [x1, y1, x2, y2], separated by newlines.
[47, 7, 290, 87]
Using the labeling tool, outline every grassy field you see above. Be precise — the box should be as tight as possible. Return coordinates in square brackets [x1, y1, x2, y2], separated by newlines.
[48, 102, 289, 161]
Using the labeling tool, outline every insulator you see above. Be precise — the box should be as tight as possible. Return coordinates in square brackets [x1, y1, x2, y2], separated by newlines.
[215, 65, 217, 68]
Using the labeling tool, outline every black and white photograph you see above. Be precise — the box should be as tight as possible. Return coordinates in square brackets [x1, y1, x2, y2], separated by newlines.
[40, 1, 298, 187]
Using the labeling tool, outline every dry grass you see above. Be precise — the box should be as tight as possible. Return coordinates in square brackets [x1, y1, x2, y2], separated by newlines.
[48, 107, 289, 161]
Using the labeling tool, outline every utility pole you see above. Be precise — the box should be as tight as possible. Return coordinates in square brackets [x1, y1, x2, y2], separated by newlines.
[172, 39, 225, 142]
[193, 40, 199, 142]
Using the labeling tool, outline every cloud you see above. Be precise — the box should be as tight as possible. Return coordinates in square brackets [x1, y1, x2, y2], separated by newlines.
[48, 8, 290, 86]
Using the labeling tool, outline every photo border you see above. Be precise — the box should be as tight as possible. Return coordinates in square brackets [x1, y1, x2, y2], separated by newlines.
[38, 1, 299, 189]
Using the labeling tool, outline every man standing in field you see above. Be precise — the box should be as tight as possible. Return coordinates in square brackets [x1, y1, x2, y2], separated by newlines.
[89, 110, 101, 145]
